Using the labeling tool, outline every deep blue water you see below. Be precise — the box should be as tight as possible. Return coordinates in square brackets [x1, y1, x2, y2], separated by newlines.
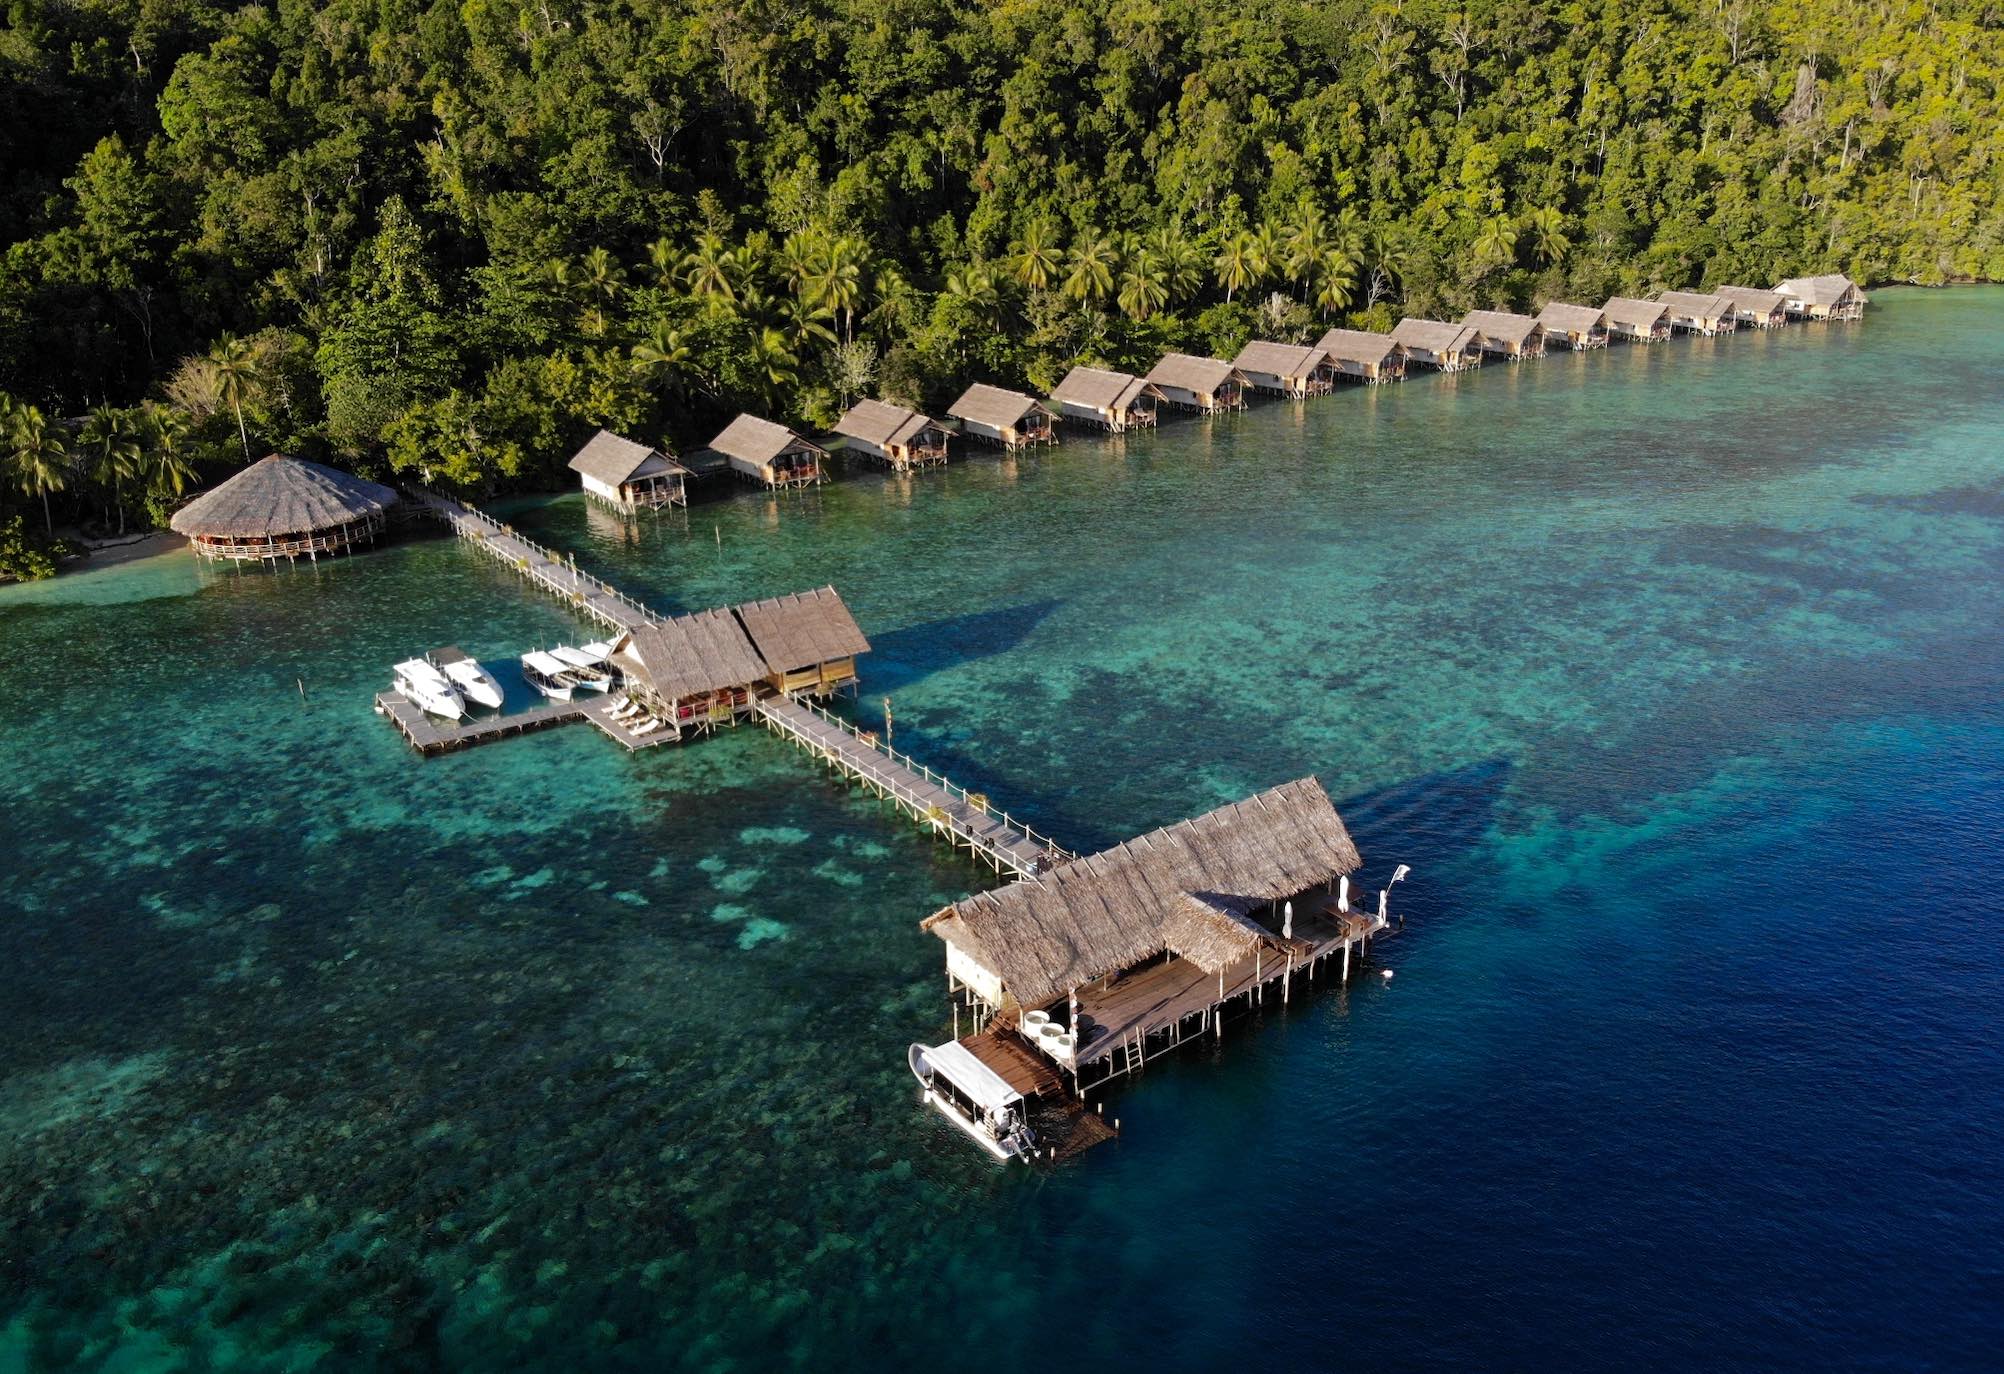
[2, 288, 2002, 1370]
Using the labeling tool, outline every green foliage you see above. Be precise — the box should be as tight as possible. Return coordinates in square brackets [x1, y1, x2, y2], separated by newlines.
[0, 513, 58, 582]
[0, 0, 1998, 503]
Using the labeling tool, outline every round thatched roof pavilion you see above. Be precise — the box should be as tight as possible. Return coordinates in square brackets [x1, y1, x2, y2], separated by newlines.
[170, 455, 399, 562]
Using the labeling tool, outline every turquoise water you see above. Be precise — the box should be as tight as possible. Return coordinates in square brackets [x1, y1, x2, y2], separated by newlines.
[4, 289, 2002, 1370]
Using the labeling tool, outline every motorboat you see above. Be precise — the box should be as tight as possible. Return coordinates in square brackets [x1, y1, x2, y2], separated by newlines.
[429, 645, 504, 710]
[520, 650, 575, 701]
[908, 1042, 1036, 1162]
[549, 644, 613, 693]
[393, 658, 466, 720]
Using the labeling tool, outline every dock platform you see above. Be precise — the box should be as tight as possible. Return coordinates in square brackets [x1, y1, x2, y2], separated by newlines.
[374, 693, 584, 755]
[755, 694, 1070, 878]
[413, 489, 661, 632]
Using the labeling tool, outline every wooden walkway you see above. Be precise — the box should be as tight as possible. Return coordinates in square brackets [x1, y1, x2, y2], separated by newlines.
[579, 694, 681, 751]
[413, 489, 661, 633]
[754, 695, 1072, 879]
[374, 692, 583, 755]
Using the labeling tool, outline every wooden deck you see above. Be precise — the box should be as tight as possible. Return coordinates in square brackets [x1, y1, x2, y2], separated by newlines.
[958, 1026, 1066, 1098]
[374, 692, 584, 755]
[413, 489, 662, 633]
[755, 694, 1071, 878]
[580, 694, 683, 750]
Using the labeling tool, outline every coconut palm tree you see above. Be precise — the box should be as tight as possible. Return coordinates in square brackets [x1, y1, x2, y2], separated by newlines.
[1252, 221, 1285, 287]
[1283, 206, 1331, 301]
[208, 335, 262, 461]
[645, 237, 679, 288]
[580, 247, 624, 305]
[1147, 225, 1203, 304]
[1314, 247, 1359, 318]
[630, 322, 693, 394]
[140, 404, 198, 502]
[750, 327, 798, 406]
[1215, 229, 1263, 302]
[815, 237, 867, 342]
[79, 404, 142, 532]
[1116, 248, 1169, 320]
[943, 264, 1001, 322]
[1007, 221, 1062, 292]
[681, 232, 738, 302]
[7, 404, 69, 533]
[1526, 205, 1571, 265]
[1061, 230, 1118, 306]
[1474, 214, 1520, 274]
[775, 230, 824, 299]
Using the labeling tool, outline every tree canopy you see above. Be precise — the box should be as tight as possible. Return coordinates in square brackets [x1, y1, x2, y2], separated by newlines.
[1, 0, 2000, 502]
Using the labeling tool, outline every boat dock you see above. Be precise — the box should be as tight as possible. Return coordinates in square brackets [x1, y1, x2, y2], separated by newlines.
[755, 695, 1072, 877]
[413, 489, 661, 632]
[374, 692, 584, 755]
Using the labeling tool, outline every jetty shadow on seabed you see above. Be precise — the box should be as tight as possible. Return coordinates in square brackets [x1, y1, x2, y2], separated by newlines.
[863, 598, 1064, 695]
[1335, 755, 1512, 897]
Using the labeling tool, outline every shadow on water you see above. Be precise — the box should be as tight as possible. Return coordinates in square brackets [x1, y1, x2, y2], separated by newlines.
[864, 598, 1064, 695]
[1337, 755, 1514, 879]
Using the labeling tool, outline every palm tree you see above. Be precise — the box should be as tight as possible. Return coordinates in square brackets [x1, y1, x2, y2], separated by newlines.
[1283, 205, 1329, 300]
[1062, 230, 1118, 305]
[1473, 214, 1520, 274]
[1116, 248, 1169, 320]
[7, 404, 69, 533]
[1526, 206, 1571, 265]
[1313, 247, 1359, 318]
[781, 296, 838, 351]
[1215, 230, 1262, 302]
[79, 404, 141, 532]
[580, 246, 624, 304]
[645, 237, 679, 288]
[1251, 220, 1285, 288]
[1007, 221, 1062, 292]
[943, 264, 1001, 321]
[209, 335, 262, 460]
[630, 322, 693, 394]
[750, 327, 798, 405]
[1148, 225, 1203, 303]
[140, 404, 198, 502]
[815, 237, 867, 342]
[776, 231, 824, 299]
[681, 232, 738, 302]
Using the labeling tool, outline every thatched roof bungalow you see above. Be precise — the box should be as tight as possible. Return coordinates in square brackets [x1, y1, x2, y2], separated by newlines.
[921, 777, 1364, 1068]
[169, 454, 397, 562]
[1388, 319, 1482, 371]
[608, 607, 766, 735]
[732, 585, 871, 697]
[1144, 353, 1248, 413]
[1603, 297, 1671, 343]
[1656, 290, 1740, 336]
[1049, 366, 1160, 432]
[949, 384, 1057, 450]
[1461, 309, 1547, 360]
[833, 399, 950, 474]
[704, 415, 827, 489]
[1231, 341, 1336, 398]
[1772, 274, 1867, 321]
[1714, 286, 1789, 329]
[1534, 303, 1608, 349]
[568, 430, 689, 511]
[1314, 328, 1406, 383]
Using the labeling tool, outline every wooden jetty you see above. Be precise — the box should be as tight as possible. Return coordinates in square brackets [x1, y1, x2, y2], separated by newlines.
[415, 489, 660, 633]
[756, 694, 1071, 878]
[374, 692, 584, 755]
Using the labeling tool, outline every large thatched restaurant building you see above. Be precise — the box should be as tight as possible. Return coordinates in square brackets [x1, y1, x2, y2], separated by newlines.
[170, 454, 398, 562]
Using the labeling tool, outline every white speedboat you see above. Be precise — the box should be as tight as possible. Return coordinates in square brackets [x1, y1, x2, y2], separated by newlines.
[908, 1042, 1036, 1162]
[430, 646, 504, 710]
[393, 658, 466, 720]
[550, 644, 613, 692]
[521, 650, 575, 701]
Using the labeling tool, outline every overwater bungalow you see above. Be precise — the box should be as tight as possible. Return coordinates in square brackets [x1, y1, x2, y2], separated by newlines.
[732, 585, 871, 698]
[169, 454, 397, 563]
[607, 607, 767, 737]
[1144, 353, 1248, 412]
[567, 429, 689, 511]
[1460, 309, 1547, 360]
[1603, 297, 1672, 343]
[1314, 328, 1407, 383]
[832, 399, 951, 474]
[705, 414, 827, 489]
[1714, 286, 1790, 329]
[949, 384, 1058, 450]
[1049, 366, 1161, 432]
[1388, 319, 1483, 371]
[1534, 303, 1609, 349]
[1772, 274, 1867, 321]
[1231, 341, 1336, 398]
[914, 776, 1398, 1155]
[1656, 290, 1740, 336]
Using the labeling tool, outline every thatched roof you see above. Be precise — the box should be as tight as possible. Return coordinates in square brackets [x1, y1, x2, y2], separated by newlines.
[921, 777, 1361, 1009]
[1050, 366, 1153, 413]
[1714, 285, 1787, 314]
[1389, 318, 1479, 354]
[733, 585, 871, 671]
[1535, 302, 1606, 333]
[949, 383, 1050, 430]
[616, 608, 765, 701]
[568, 430, 686, 485]
[1603, 296, 1669, 329]
[170, 455, 396, 538]
[833, 399, 937, 449]
[708, 414, 824, 465]
[1315, 328, 1401, 367]
[1773, 273, 1866, 307]
[1145, 353, 1242, 394]
[1462, 309, 1543, 346]
[1232, 340, 1327, 377]
[1656, 289, 1733, 317]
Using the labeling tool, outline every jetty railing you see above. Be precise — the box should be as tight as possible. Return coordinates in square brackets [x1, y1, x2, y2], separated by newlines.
[412, 487, 662, 630]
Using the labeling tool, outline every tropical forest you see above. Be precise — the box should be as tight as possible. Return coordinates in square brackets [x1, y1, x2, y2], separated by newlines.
[1, 0, 2000, 572]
